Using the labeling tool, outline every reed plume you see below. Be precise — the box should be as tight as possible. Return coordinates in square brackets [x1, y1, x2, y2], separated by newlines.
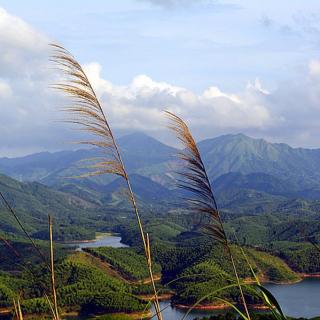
[165, 111, 251, 320]
[50, 44, 162, 320]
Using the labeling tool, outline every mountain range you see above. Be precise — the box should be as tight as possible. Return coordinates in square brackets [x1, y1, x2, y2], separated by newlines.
[2, 132, 320, 241]
[2, 132, 320, 201]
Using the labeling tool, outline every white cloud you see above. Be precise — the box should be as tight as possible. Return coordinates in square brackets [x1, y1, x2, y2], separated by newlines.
[0, 8, 48, 76]
[0, 8, 69, 157]
[309, 59, 320, 76]
[2, 6, 320, 156]
[246, 78, 270, 95]
[0, 80, 12, 98]
[81, 60, 320, 148]
[84, 62, 274, 134]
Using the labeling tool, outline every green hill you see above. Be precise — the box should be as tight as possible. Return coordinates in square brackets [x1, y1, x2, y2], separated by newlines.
[0, 251, 147, 315]
[0, 174, 97, 240]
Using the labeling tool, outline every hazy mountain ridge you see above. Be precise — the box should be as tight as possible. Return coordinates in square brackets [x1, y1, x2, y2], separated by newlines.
[199, 134, 320, 187]
[2, 132, 320, 202]
[0, 132, 177, 187]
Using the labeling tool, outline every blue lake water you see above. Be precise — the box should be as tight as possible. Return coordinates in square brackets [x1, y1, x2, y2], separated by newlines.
[66, 233, 128, 250]
[67, 234, 320, 319]
[151, 278, 320, 320]
[151, 301, 226, 320]
[266, 277, 320, 318]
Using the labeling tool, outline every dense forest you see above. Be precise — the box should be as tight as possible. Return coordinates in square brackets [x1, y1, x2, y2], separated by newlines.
[0, 213, 317, 318]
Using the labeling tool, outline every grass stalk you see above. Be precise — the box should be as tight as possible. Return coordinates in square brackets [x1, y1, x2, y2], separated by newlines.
[166, 111, 251, 320]
[13, 298, 23, 320]
[50, 44, 162, 320]
[48, 215, 60, 320]
[0, 191, 48, 267]
[227, 246, 250, 318]
[13, 299, 19, 320]
[0, 228, 61, 317]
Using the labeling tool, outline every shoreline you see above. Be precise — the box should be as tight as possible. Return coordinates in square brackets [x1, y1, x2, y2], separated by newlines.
[174, 303, 230, 311]
[301, 273, 320, 278]
[261, 272, 320, 285]
[29, 309, 152, 319]
[172, 274, 320, 311]
[173, 302, 270, 311]
[60, 232, 119, 245]
[139, 293, 174, 301]
[60, 233, 320, 314]
[262, 277, 302, 285]
[61, 310, 152, 319]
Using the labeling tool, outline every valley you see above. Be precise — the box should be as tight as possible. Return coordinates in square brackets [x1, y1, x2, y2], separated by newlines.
[0, 132, 320, 318]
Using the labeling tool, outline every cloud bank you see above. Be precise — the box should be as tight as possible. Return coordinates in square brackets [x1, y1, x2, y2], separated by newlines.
[84, 63, 274, 133]
[1, 7, 320, 156]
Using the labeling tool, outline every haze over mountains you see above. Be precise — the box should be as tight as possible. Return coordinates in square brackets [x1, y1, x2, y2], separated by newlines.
[2, 132, 320, 208]
[2, 132, 320, 241]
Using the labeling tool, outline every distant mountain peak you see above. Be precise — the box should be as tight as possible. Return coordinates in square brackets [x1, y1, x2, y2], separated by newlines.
[199, 133, 290, 153]
[119, 131, 151, 141]
[3, 131, 320, 198]
[118, 132, 177, 153]
[215, 133, 263, 142]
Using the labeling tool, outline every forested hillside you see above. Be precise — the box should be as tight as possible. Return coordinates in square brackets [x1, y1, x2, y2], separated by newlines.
[1, 133, 320, 318]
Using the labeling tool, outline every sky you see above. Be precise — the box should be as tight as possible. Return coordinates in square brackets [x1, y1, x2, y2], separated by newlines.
[1, 0, 320, 156]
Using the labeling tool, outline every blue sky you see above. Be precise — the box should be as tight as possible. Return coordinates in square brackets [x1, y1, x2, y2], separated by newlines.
[1, 0, 320, 155]
[2, 0, 320, 91]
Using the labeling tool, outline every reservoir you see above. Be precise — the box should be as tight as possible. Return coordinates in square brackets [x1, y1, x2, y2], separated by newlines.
[151, 278, 320, 319]
[266, 277, 320, 318]
[68, 233, 320, 319]
[66, 233, 128, 250]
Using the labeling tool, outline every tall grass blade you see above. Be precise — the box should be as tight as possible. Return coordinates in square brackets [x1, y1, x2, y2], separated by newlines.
[165, 111, 251, 320]
[45, 293, 58, 320]
[13, 298, 19, 320]
[181, 283, 247, 320]
[234, 232, 286, 319]
[13, 298, 24, 320]
[0, 233, 21, 258]
[48, 215, 60, 320]
[50, 43, 162, 320]
[17, 299, 23, 320]
[1, 234, 60, 312]
[0, 191, 49, 268]
[256, 285, 286, 319]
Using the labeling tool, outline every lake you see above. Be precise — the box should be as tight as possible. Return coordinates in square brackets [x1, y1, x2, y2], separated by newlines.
[66, 233, 128, 250]
[151, 301, 226, 320]
[67, 234, 320, 319]
[266, 277, 320, 318]
[150, 278, 320, 320]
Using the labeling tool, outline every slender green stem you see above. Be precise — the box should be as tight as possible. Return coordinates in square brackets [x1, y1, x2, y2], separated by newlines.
[227, 245, 251, 320]
[181, 283, 246, 320]
[216, 211, 251, 320]
[0, 191, 49, 268]
[125, 178, 163, 320]
[48, 215, 60, 320]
